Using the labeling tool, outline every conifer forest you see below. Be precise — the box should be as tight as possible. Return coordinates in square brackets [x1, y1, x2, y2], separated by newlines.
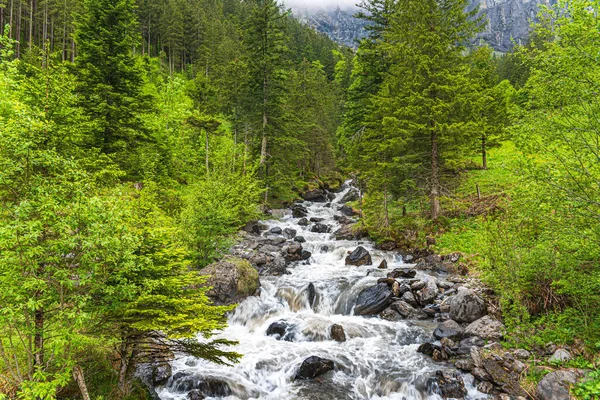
[0, 0, 599, 399]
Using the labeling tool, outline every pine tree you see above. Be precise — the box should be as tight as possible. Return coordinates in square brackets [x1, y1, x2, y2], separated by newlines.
[74, 0, 152, 176]
[376, 0, 481, 220]
[244, 0, 289, 202]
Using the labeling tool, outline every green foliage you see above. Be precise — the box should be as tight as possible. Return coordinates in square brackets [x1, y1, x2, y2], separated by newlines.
[180, 174, 262, 265]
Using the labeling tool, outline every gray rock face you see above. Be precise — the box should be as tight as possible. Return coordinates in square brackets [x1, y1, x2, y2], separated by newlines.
[468, 0, 555, 52]
[535, 370, 579, 400]
[464, 315, 504, 341]
[292, 1, 555, 52]
[449, 288, 487, 323]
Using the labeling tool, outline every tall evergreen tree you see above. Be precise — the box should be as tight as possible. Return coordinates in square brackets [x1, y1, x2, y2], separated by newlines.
[374, 0, 481, 220]
[244, 0, 289, 201]
[75, 0, 151, 176]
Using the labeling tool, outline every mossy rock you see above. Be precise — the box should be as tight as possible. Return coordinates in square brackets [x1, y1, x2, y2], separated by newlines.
[203, 257, 260, 306]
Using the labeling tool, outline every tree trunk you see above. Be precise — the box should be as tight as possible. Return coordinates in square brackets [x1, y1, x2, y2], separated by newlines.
[383, 182, 390, 230]
[430, 130, 441, 220]
[204, 129, 209, 177]
[73, 366, 91, 400]
[28, 0, 33, 50]
[481, 134, 487, 170]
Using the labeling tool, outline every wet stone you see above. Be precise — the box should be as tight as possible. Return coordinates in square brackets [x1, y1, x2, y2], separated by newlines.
[295, 356, 335, 380]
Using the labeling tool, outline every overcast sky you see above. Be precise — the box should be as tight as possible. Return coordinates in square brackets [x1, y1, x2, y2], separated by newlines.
[282, 0, 359, 10]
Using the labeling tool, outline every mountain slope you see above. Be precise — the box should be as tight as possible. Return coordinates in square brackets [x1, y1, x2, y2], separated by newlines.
[292, 0, 555, 51]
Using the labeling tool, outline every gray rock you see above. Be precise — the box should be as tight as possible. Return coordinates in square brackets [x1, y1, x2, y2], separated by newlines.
[283, 228, 297, 239]
[536, 370, 579, 400]
[354, 284, 392, 315]
[387, 268, 416, 279]
[334, 224, 365, 240]
[294, 236, 306, 243]
[401, 291, 418, 307]
[549, 349, 573, 363]
[292, 204, 308, 218]
[302, 189, 327, 203]
[514, 349, 531, 359]
[380, 308, 402, 321]
[417, 280, 438, 305]
[338, 188, 360, 204]
[389, 301, 415, 318]
[449, 288, 487, 323]
[311, 223, 331, 233]
[433, 320, 463, 340]
[266, 320, 296, 341]
[464, 315, 504, 341]
[297, 218, 309, 226]
[269, 227, 283, 234]
[378, 259, 388, 269]
[427, 370, 467, 399]
[295, 356, 334, 380]
[345, 246, 372, 266]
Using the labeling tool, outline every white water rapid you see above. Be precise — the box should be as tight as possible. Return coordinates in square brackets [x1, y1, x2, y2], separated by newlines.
[157, 184, 488, 400]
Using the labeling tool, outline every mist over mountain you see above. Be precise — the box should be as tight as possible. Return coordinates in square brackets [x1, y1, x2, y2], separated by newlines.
[290, 0, 555, 52]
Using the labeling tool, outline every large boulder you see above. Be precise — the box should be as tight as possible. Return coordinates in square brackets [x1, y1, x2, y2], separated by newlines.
[433, 320, 463, 340]
[266, 320, 296, 341]
[464, 316, 504, 341]
[449, 288, 487, 323]
[354, 284, 392, 315]
[345, 246, 373, 266]
[292, 204, 308, 218]
[202, 257, 260, 305]
[302, 189, 327, 203]
[536, 370, 580, 400]
[295, 356, 335, 380]
[483, 358, 528, 397]
[334, 224, 366, 240]
[166, 373, 231, 397]
[311, 223, 331, 233]
[387, 268, 416, 279]
[248, 252, 287, 276]
[338, 189, 360, 204]
[427, 371, 467, 399]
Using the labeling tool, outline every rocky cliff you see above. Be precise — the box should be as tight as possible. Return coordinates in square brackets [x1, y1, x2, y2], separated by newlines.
[292, 0, 556, 52]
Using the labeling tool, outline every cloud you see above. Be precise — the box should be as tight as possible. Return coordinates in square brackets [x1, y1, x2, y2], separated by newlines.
[282, 0, 359, 11]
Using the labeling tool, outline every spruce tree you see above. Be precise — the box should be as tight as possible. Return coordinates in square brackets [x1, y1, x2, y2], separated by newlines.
[75, 0, 152, 175]
[376, 0, 481, 220]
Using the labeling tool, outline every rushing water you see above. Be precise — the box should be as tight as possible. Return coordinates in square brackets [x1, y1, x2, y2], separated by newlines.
[157, 184, 487, 400]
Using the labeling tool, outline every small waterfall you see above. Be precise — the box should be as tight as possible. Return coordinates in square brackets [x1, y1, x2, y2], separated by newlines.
[157, 182, 487, 400]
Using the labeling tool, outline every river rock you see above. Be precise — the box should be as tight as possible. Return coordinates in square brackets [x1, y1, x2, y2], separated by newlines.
[292, 204, 308, 218]
[433, 320, 463, 340]
[294, 236, 306, 243]
[283, 228, 297, 239]
[378, 259, 388, 269]
[266, 321, 295, 341]
[307, 283, 317, 308]
[354, 283, 392, 315]
[202, 257, 260, 305]
[390, 301, 413, 318]
[387, 268, 416, 279]
[340, 205, 356, 216]
[427, 370, 467, 399]
[298, 217, 309, 226]
[330, 324, 346, 342]
[401, 291, 418, 307]
[535, 370, 580, 400]
[549, 349, 573, 363]
[417, 280, 438, 305]
[345, 246, 372, 266]
[449, 288, 487, 323]
[380, 308, 402, 321]
[417, 342, 441, 357]
[167, 374, 231, 397]
[483, 358, 528, 397]
[338, 188, 360, 204]
[311, 223, 331, 233]
[334, 224, 366, 240]
[269, 227, 283, 235]
[310, 217, 325, 222]
[243, 221, 262, 235]
[464, 316, 504, 341]
[295, 356, 335, 380]
[284, 243, 311, 263]
[249, 252, 287, 276]
[302, 189, 327, 202]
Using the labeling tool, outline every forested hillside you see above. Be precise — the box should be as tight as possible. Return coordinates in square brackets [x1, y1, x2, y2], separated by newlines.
[1, 0, 599, 399]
